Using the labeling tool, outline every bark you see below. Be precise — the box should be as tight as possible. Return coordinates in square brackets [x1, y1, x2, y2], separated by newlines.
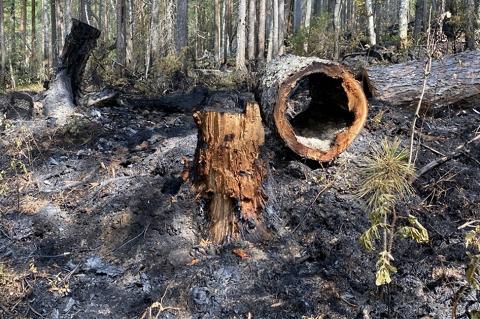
[413, 0, 423, 39]
[215, 0, 221, 62]
[0, 0, 5, 80]
[333, 0, 341, 59]
[31, 0, 36, 74]
[116, 0, 127, 75]
[258, 0, 266, 60]
[399, 0, 409, 48]
[248, 0, 256, 60]
[43, 19, 101, 123]
[193, 101, 267, 243]
[260, 55, 368, 162]
[293, 0, 302, 33]
[223, 0, 232, 64]
[43, 0, 51, 69]
[64, 0, 72, 35]
[365, 0, 376, 46]
[51, 0, 58, 65]
[361, 50, 480, 107]
[278, 0, 285, 55]
[22, 0, 27, 64]
[273, 0, 279, 56]
[236, 0, 247, 71]
[175, 0, 188, 53]
[465, 0, 476, 50]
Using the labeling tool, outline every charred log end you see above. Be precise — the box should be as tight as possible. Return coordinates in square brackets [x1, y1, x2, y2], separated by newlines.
[193, 102, 268, 244]
[275, 63, 368, 162]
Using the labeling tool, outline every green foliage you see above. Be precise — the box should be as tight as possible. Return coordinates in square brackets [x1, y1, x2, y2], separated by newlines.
[465, 225, 480, 289]
[358, 138, 429, 286]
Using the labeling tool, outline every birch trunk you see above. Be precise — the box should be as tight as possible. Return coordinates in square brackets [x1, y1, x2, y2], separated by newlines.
[236, 0, 247, 71]
[248, 0, 256, 60]
[399, 0, 409, 48]
[258, 0, 266, 60]
[333, 0, 341, 59]
[365, 0, 376, 46]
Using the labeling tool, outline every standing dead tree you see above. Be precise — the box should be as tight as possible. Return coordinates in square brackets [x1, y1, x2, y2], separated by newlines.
[43, 19, 100, 124]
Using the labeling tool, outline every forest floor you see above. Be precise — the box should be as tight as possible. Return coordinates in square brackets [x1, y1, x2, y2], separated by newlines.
[0, 86, 479, 319]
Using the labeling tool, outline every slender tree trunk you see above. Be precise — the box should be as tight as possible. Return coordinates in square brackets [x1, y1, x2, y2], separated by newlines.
[399, 0, 409, 49]
[56, 0, 64, 54]
[267, 0, 274, 61]
[214, 0, 221, 62]
[145, 0, 158, 77]
[31, 0, 37, 74]
[116, 0, 126, 75]
[22, 0, 28, 65]
[248, 0, 256, 60]
[293, 0, 302, 33]
[465, 0, 476, 49]
[126, 0, 133, 68]
[273, 0, 279, 56]
[43, 0, 51, 69]
[236, 0, 247, 71]
[278, 0, 285, 55]
[333, 0, 341, 59]
[413, 0, 423, 39]
[51, 0, 58, 66]
[366, 0, 376, 46]
[258, 0, 266, 60]
[79, 0, 87, 22]
[64, 0, 72, 38]
[0, 0, 5, 81]
[303, 0, 312, 52]
[224, 0, 232, 64]
[175, 0, 188, 53]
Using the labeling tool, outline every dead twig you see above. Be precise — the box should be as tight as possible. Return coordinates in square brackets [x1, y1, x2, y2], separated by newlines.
[140, 283, 180, 319]
[111, 224, 150, 253]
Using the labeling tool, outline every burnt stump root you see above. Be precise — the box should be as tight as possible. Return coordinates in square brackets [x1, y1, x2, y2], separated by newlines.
[260, 55, 368, 162]
[361, 50, 480, 108]
[43, 19, 101, 124]
[193, 101, 267, 243]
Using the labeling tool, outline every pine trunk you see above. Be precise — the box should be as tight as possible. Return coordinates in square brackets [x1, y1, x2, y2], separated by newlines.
[399, 0, 409, 48]
[365, 0, 376, 46]
[236, 0, 247, 71]
[258, 0, 266, 60]
[215, 0, 221, 62]
[248, 0, 256, 60]
[0, 0, 5, 80]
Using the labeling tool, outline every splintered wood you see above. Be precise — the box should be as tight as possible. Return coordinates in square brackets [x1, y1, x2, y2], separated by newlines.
[193, 102, 267, 243]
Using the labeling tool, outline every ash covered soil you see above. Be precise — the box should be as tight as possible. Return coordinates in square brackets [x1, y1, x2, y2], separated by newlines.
[0, 92, 479, 319]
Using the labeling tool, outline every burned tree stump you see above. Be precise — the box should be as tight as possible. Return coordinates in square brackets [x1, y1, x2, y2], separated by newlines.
[361, 50, 480, 108]
[193, 101, 267, 243]
[260, 55, 368, 162]
[43, 19, 101, 123]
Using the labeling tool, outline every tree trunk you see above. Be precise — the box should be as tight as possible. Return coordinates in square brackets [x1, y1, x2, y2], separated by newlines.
[43, 19, 101, 123]
[236, 0, 247, 71]
[175, 0, 188, 54]
[278, 0, 285, 55]
[43, 0, 51, 69]
[116, 0, 126, 75]
[465, 0, 476, 50]
[333, 0, 341, 59]
[31, 0, 36, 75]
[248, 0, 256, 60]
[272, 0, 279, 56]
[215, 0, 221, 62]
[0, 0, 5, 82]
[260, 55, 368, 162]
[293, 0, 302, 33]
[399, 0, 409, 48]
[365, 0, 376, 46]
[361, 50, 480, 107]
[223, 0, 232, 64]
[258, 0, 266, 60]
[193, 101, 267, 243]
[22, 0, 28, 65]
[413, 0, 423, 39]
[51, 0, 58, 65]
[126, 0, 133, 68]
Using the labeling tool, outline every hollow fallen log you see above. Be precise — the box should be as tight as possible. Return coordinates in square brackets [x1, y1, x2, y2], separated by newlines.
[43, 19, 101, 124]
[260, 55, 368, 162]
[192, 101, 267, 243]
[361, 50, 480, 108]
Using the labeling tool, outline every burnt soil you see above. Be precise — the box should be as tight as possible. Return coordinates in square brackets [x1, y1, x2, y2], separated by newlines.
[0, 91, 479, 319]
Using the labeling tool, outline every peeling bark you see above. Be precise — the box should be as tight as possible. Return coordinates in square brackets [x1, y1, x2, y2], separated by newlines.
[193, 102, 268, 243]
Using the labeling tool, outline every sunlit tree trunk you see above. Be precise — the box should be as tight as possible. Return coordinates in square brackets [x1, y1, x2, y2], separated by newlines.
[333, 0, 341, 59]
[293, 0, 302, 33]
[303, 0, 312, 52]
[465, 0, 476, 49]
[126, 0, 134, 68]
[236, 0, 247, 71]
[0, 0, 5, 80]
[22, 0, 28, 65]
[223, 0, 232, 64]
[31, 0, 37, 75]
[248, 0, 256, 60]
[64, 0, 72, 39]
[273, 0, 279, 56]
[399, 0, 409, 49]
[56, 0, 64, 54]
[258, 0, 266, 60]
[214, 0, 221, 62]
[51, 0, 58, 66]
[366, 0, 376, 46]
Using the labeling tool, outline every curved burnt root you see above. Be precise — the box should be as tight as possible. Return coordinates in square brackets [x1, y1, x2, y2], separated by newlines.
[271, 60, 368, 162]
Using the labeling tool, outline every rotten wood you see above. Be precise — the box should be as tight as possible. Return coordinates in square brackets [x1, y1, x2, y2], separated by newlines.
[192, 101, 267, 243]
[361, 50, 480, 108]
[260, 55, 368, 162]
[43, 19, 101, 123]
